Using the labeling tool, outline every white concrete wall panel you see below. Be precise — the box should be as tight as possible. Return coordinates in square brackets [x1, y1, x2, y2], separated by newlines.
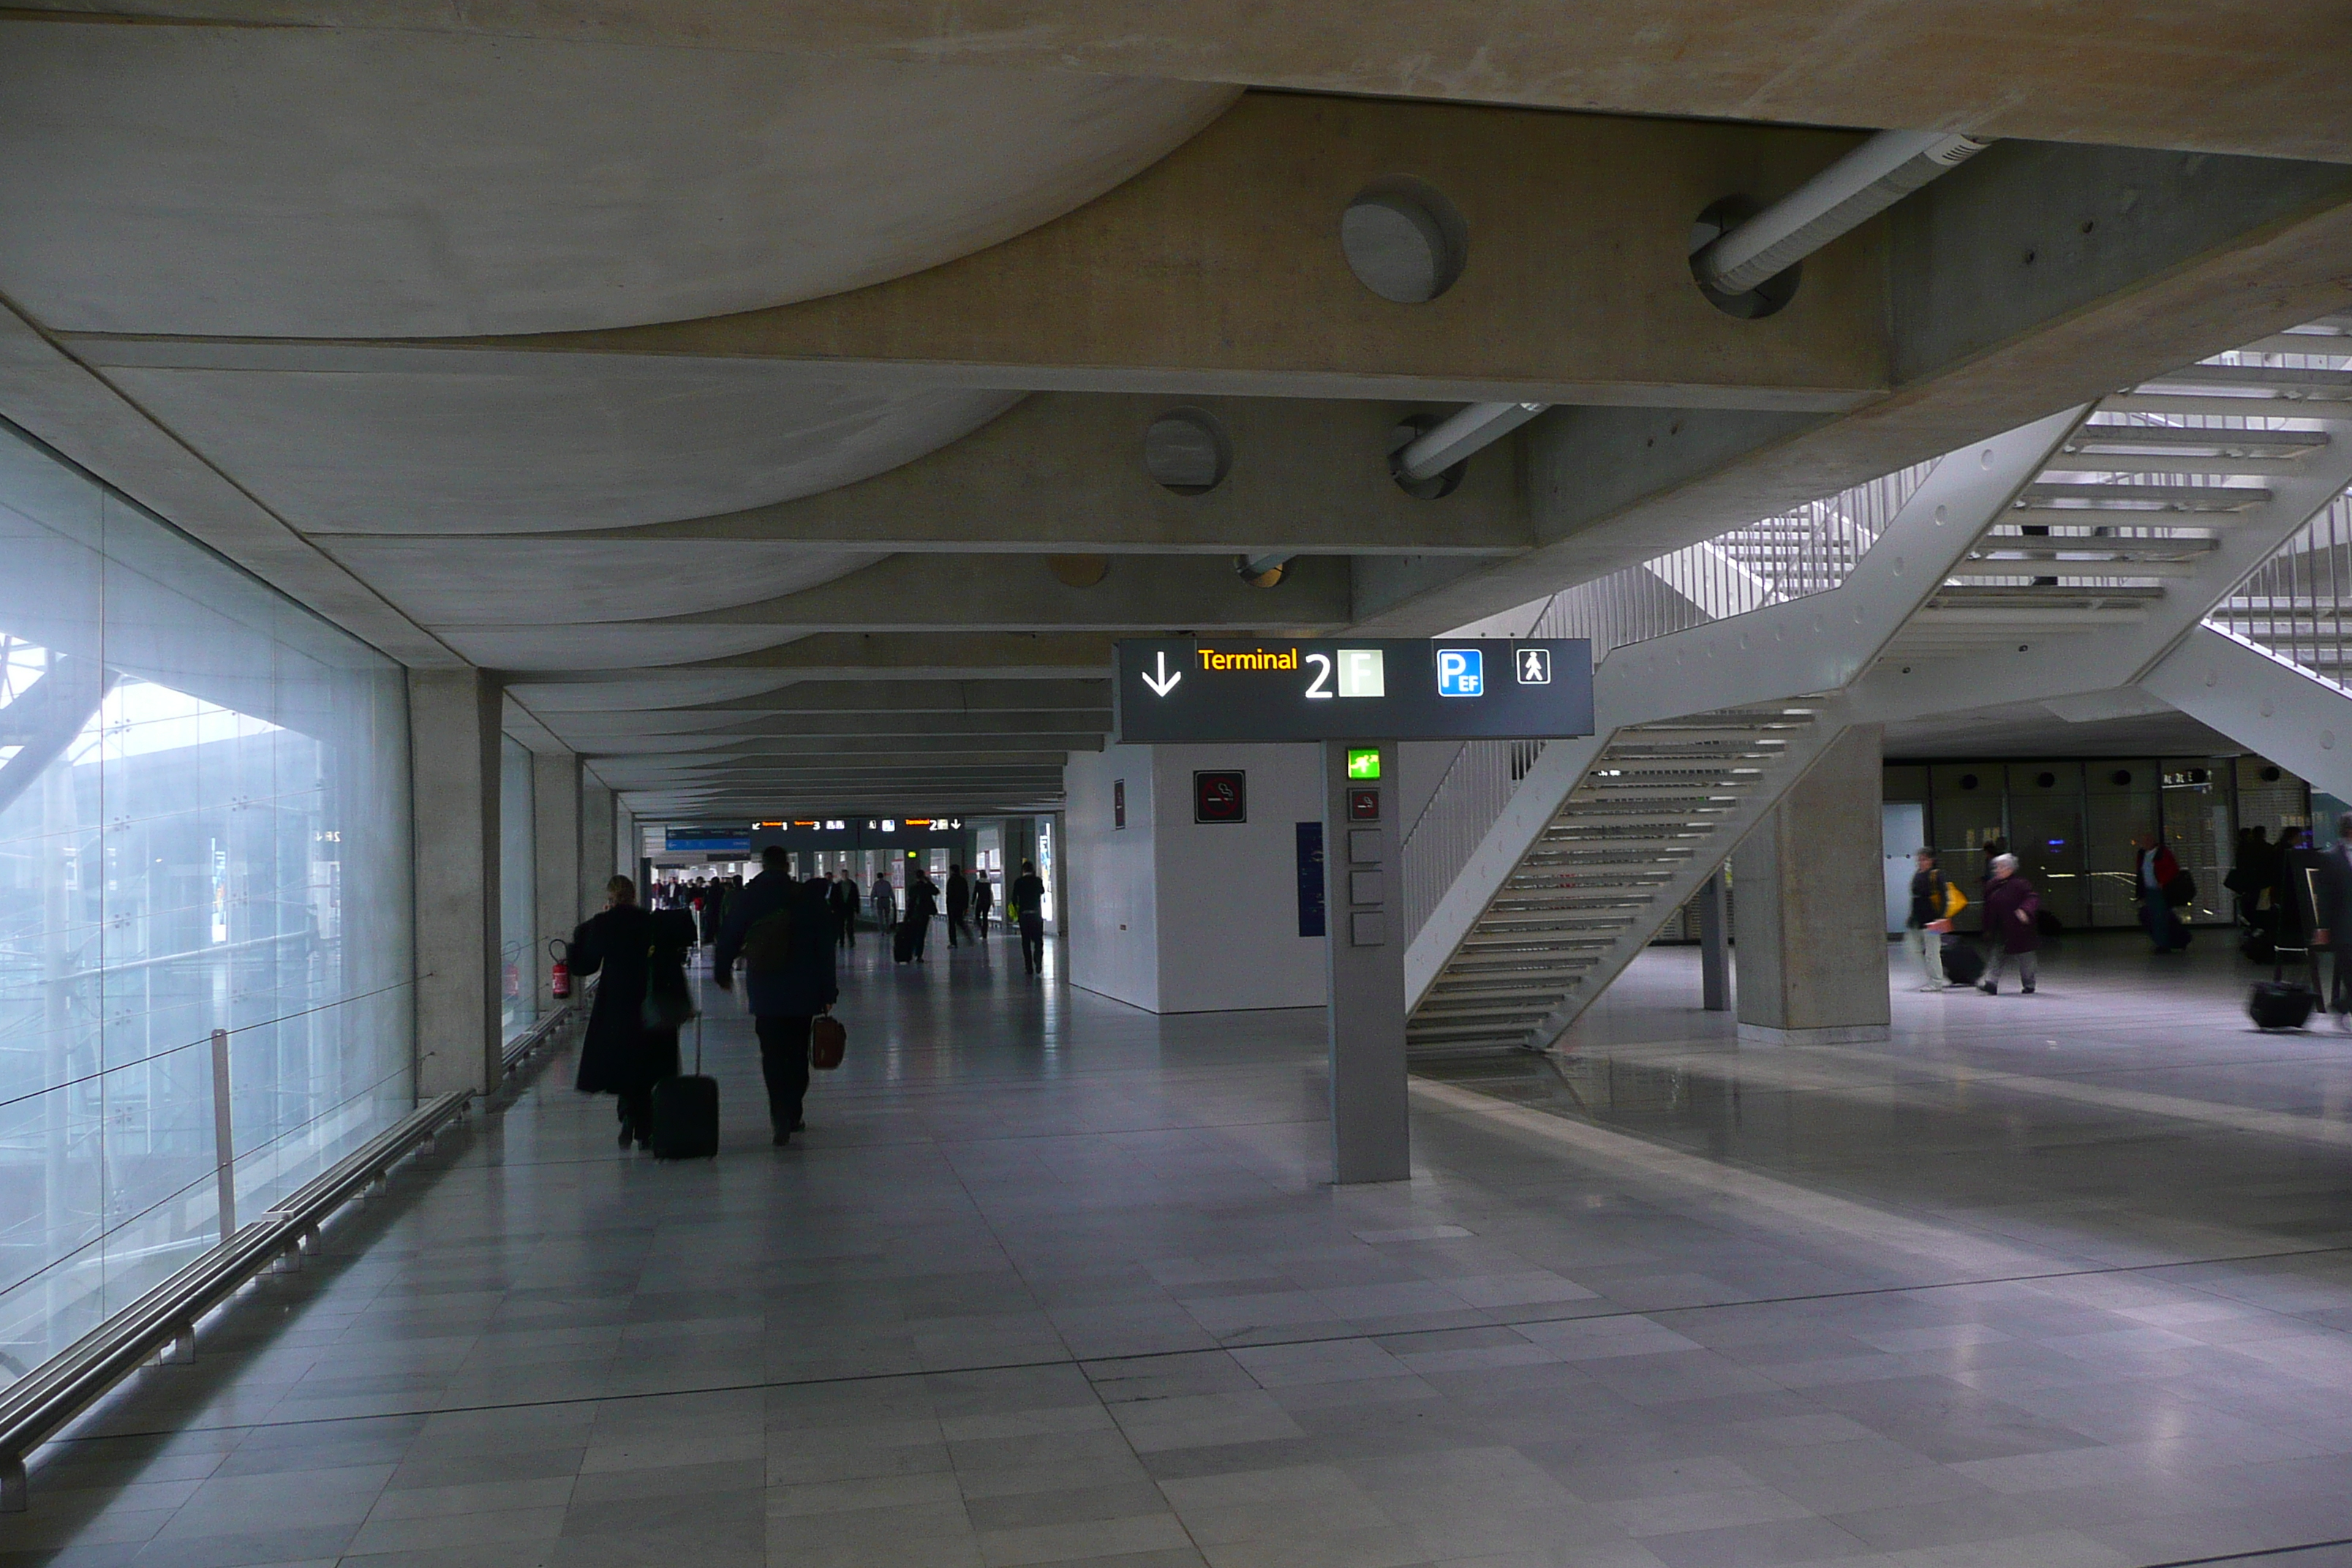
[1151, 744, 1327, 1014]
[1064, 747, 1160, 1012]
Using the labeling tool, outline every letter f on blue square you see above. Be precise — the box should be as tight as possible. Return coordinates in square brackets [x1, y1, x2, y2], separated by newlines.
[1436, 648, 1482, 697]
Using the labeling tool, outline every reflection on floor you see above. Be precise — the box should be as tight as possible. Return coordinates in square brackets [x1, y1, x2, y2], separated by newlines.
[19, 927, 2352, 1567]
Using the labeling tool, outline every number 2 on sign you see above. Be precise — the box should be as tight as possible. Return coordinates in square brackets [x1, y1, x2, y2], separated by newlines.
[1303, 652, 1333, 699]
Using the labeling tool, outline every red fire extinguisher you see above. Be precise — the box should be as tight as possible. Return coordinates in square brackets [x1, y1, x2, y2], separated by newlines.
[548, 938, 572, 1000]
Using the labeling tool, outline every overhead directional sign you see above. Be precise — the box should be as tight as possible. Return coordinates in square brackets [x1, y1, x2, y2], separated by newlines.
[1115, 638, 1594, 743]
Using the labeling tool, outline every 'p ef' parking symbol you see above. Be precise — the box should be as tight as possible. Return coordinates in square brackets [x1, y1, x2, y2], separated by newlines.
[1516, 647, 1552, 686]
[1436, 649, 1483, 697]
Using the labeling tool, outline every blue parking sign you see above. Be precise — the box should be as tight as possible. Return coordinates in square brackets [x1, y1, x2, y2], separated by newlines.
[1436, 647, 1483, 697]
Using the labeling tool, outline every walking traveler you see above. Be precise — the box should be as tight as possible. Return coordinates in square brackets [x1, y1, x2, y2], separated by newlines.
[946, 864, 971, 947]
[1977, 853, 2041, 995]
[870, 870, 897, 936]
[973, 870, 994, 935]
[2315, 818, 2352, 1025]
[829, 870, 860, 949]
[712, 847, 840, 1146]
[1010, 859, 1047, 976]
[2136, 833, 2191, 951]
[902, 870, 938, 962]
[1904, 848, 1956, 991]
[569, 875, 687, 1150]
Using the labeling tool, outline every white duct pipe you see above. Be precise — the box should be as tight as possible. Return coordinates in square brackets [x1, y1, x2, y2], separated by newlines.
[1390, 129, 1990, 487]
[1693, 129, 1990, 296]
[1395, 400, 1549, 483]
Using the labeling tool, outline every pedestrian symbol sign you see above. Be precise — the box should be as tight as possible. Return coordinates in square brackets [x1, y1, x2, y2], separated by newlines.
[1436, 648, 1483, 697]
[1517, 647, 1552, 686]
[1346, 748, 1382, 780]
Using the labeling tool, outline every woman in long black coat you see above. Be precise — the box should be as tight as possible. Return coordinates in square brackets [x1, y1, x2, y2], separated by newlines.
[570, 875, 687, 1149]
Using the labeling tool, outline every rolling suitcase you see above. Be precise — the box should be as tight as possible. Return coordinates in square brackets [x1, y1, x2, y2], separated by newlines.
[651, 1016, 719, 1159]
[1939, 938, 1984, 987]
[894, 921, 916, 964]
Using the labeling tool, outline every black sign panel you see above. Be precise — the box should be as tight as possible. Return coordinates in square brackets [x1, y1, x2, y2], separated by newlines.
[1194, 771, 1246, 823]
[1115, 638, 1593, 743]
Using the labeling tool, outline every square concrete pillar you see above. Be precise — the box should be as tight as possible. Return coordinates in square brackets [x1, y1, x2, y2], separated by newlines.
[1732, 724, 1891, 1046]
[581, 778, 616, 913]
[408, 668, 502, 1098]
[532, 751, 581, 1011]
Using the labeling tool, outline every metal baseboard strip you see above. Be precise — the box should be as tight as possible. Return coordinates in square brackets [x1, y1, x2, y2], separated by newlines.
[0, 1088, 475, 1512]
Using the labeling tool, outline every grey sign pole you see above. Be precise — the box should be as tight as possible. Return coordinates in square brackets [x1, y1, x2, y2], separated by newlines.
[1324, 739, 1409, 1184]
[209, 1027, 237, 1238]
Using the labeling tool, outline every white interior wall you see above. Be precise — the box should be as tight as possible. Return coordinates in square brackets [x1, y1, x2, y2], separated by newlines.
[1150, 742, 1327, 1014]
[1064, 747, 1160, 1011]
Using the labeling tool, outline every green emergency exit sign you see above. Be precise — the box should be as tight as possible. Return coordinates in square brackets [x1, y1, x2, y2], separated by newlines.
[1346, 749, 1382, 780]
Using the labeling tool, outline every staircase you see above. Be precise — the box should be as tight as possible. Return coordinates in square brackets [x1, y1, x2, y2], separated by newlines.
[1885, 347, 2351, 666]
[1406, 706, 1830, 1055]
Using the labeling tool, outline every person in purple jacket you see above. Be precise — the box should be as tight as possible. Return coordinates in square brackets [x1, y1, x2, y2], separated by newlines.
[1978, 853, 2040, 995]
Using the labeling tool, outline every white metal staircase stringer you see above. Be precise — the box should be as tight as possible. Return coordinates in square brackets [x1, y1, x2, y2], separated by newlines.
[1408, 703, 1852, 1054]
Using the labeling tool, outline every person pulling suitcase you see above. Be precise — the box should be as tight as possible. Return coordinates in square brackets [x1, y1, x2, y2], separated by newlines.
[712, 848, 841, 1146]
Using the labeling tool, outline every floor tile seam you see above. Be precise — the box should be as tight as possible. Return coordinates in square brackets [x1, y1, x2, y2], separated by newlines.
[64, 1237, 2352, 1455]
[1512, 1042, 2352, 1151]
[2135, 1532, 2352, 1566]
[1409, 1072, 2352, 1278]
[427, 1115, 1334, 1177]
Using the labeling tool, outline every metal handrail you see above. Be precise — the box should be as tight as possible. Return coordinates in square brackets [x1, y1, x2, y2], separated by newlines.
[502, 998, 578, 1075]
[0, 1088, 472, 1510]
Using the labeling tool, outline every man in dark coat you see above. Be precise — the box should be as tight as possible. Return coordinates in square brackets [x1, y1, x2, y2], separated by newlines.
[1977, 853, 2040, 996]
[713, 848, 840, 1145]
[828, 871, 860, 950]
[1010, 860, 1047, 976]
[2314, 817, 2352, 1025]
[902, 871, 938, 962]
[570, 875, 686, 1149]
[972, 870, 994, 936]
[946, 864, 970, 948]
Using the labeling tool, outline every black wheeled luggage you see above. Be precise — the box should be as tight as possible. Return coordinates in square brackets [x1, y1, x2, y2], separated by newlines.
[1940, 938, 1984, 987]
[894, 921, 916, 964]
[2250, 979, 2316, 1030]
[652, 1016, 719, 1158]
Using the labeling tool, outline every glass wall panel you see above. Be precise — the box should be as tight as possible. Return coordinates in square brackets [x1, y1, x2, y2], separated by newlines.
[497, 736, 534, 1042]
[2085, 761, 2160, 929]
[2006, 762, 2091, 930]
[0, 420, 411, 1385]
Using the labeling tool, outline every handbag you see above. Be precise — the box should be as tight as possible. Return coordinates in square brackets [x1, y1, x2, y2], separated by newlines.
[810, 1011, 846, 1071]
[640, 947, 696, 1031]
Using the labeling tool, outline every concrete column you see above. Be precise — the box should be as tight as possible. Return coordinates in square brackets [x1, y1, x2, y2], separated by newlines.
[407, 668, 502, 1099]
[1698, 872, 1730, 1012]
[532, 751, 581, 1011]
[1732, 724, 1891, 1046]
[581, 778, 616, 913]
[1324, 739, 1408, 1184]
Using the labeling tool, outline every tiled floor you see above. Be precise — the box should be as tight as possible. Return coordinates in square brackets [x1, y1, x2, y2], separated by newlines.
[18, 927, 2352, 1566]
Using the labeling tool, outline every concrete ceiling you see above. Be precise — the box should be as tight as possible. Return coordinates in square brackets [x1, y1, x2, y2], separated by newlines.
[4, 12, 2350, 823]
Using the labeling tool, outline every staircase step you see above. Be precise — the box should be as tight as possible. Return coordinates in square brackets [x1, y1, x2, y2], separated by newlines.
[2138, 363, 2352, 395]
[2018, 482, 2270, 510]
[2068, 423, 2332, 456]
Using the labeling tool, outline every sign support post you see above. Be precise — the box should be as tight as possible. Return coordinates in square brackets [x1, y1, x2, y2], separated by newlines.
[1112, 638, 1593, 1188]
[1324, 739, 1409, 1184]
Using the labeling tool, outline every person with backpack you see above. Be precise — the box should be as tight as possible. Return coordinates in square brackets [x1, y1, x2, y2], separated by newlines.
[569, 875, 687, 1150]
[712, 846, 840, 1146]
[1977, 853, 2040, 995]
[1905, 848, 1956, 991]
[2136, 833, 2192, 952]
